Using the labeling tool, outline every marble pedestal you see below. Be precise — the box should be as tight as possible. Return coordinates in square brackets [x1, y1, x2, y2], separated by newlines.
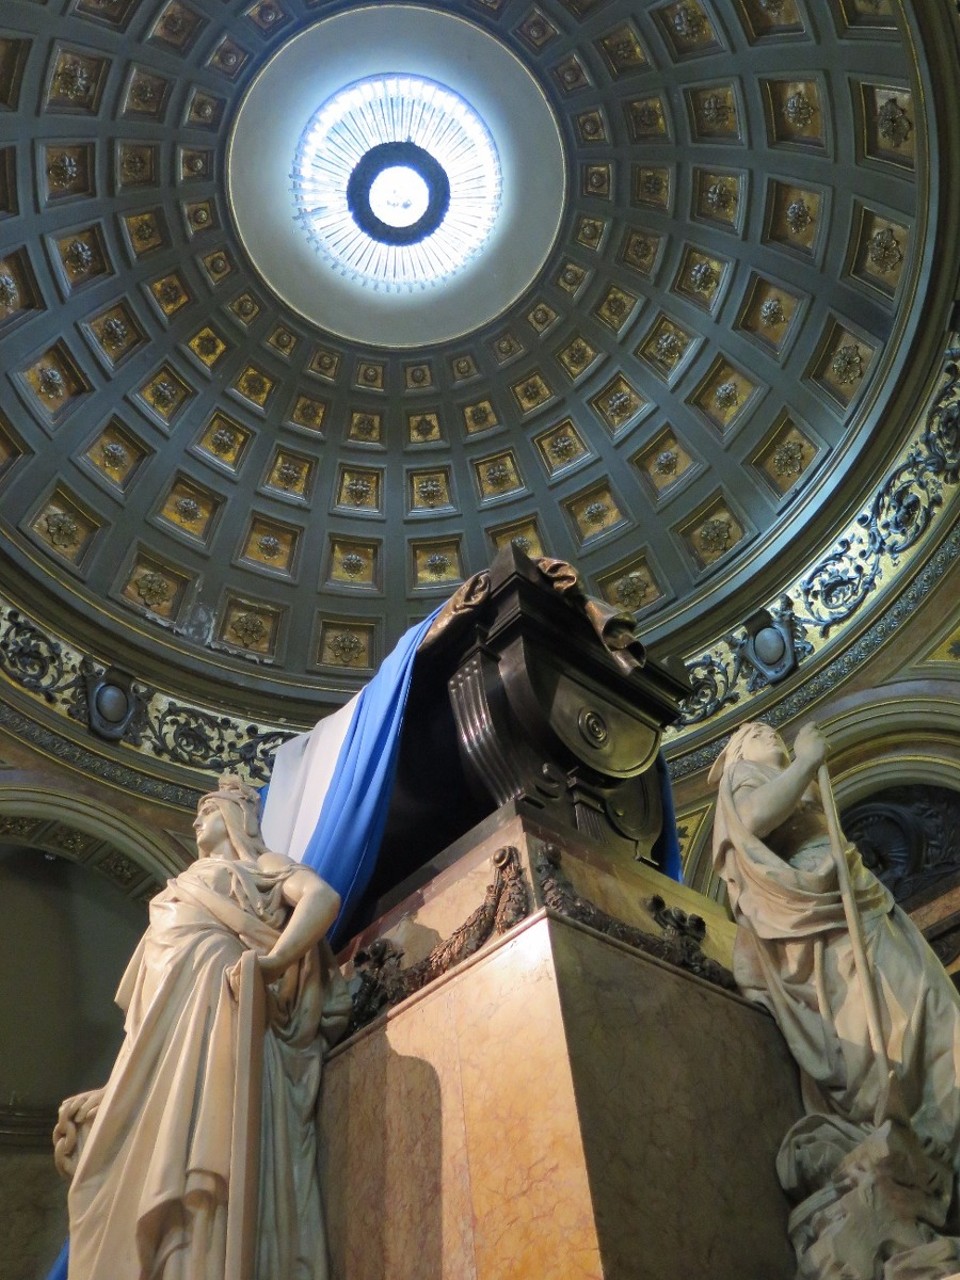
[319, 852, 803, 1278]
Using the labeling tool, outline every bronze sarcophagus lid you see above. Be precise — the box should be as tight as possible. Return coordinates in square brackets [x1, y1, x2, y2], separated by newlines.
[364, 547, 689, 921]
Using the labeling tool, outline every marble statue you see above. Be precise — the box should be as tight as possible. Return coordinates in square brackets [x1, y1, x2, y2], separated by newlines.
[52, 774, 351, 1280]
[710, 722, 960, 1280]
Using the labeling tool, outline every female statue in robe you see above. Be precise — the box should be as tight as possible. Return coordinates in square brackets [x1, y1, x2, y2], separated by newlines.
[710, 722, 960, 1277]
[53, 774, 351, 1280]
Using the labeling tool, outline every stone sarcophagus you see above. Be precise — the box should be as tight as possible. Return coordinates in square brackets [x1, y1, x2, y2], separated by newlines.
[363, 547, 690, 923]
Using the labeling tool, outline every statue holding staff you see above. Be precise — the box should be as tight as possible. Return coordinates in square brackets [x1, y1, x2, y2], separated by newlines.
[710, 722, 960, 1279]
[52, 774, 350, 1280]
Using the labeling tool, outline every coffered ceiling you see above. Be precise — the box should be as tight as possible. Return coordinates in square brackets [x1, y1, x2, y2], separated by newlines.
[1, 0, 958, 723]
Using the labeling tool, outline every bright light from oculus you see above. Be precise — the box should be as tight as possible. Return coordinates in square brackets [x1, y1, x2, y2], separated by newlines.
[368, 166, 431, 228]
[292, 74, 502, 291]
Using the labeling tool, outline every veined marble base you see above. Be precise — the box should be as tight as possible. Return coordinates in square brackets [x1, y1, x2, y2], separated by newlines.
[319, 909, 801, 1279]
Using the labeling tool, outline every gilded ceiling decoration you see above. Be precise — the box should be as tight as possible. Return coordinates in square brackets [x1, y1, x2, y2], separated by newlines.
[1, 0, 958, 740]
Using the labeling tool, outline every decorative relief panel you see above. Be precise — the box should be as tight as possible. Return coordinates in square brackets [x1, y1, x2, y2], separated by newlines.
[692, 167, 744, 230]
[595, 24, 649, 76]
[837, 0, 897, 31]
[764, 179, 824, 257]
[678, 493, 748, 569]
[232, 363, 274, 408]
[618, 226, 664, 277]
[575, 109, 607, 144]
[195, 412, 251, 472]
[408, 467, 453, 512]
[336, 466, 382, 513]
[590, 372, 647, 434]
[137, 363, 193, 425]
[752, 413, 820, 497]
[594, 283, 639, 332]
[184, 199, 218, 238]
[186, 88, 226, 130]
[228, 290, 260, 326]
[535, 419, 589, 476]
[410, 538, 463, 590]
[406, 410, 442, 444]
[121, 67, 171, 121]
[527, 301, 559, 334]
[200, 247, 234, 284]
[686, 83, 742, 142]
[581, 163, 612, 199]
[475, 450, 524, 501]
[22, 343, 90, 424]
[689, 356, 760, 433]
[41, 142, 95, 203]
[555, 259, 589, 294]
[403, 361, 433, 390]
[672, 246, 729, 313]
[736, 272, 803, 358]
[150, 3, 207, 54]
[120, 552, 191, 620]
[148, 271, 190, 318]
[83, 419, 148, 491]
[655, 2, 723, 59]
[575, 215, 606, 250]
[0, 148, 17, 217]
[55, 224, 111, 291]
[807, 319, 876, 408]
[158, 475, 221, 544]
[558, 334, 600, 380]
[116, 143, 158, 190]
[511, 371, 553, 412]
[551, 52, 590, 93]
[264, 448, 314, 499]
[859, 83, 915, 169]
[289, 393, 326, 434]
[46, 47, 109, 115]
[245, 0, 294, 36]
[595, 554, 664, 613]
[0, 38, 30, 110]
[632, 166, 672, 210]
[449, 353, 478, 381]
[354, 359, 385, 391]
[624, 95, 668, 142]
[180, 147, 213, 181]
[28, 487, 100, 567]
[0, 413, 26, 487]
[308, 345, 340, 381]
[267, 322, 296, 358]
[122, 208, 165, 259]
[761, 78, 826, 149]
[187, 325, 228, 369]
[635, 314, 697, 383]
[736, 0, 804, 40]
[848, 205, 909, 298]
[0, 247, 42, 331]
[462, 399, 499, 435]
[316, 618, 375, 670]
[218, 597, 282, 658]
[565, 482, 627, 545]
[633, 427, 698, 502]
[207, 36, 250, 81]
[327, 538, 379, 590]
[239, 516, 299, 576]
[488, 518, 545, 560]
[348, 409, 383, 445]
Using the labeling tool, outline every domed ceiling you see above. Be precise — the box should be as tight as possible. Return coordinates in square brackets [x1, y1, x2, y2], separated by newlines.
[0, 0, 957, 724]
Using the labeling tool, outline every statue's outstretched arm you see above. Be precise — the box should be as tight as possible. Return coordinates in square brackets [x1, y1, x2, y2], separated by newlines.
[736, 725, 827, 839]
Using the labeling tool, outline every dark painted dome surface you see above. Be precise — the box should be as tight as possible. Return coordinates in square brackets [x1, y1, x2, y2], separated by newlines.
[0, 0, 953, 714]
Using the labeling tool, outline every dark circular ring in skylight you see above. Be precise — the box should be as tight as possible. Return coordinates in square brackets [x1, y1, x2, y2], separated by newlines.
[346, 142, 451, 245]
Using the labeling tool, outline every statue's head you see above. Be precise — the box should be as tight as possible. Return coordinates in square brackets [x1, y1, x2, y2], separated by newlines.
[707, 721, 788, 785]
[194, 773, 265, 863]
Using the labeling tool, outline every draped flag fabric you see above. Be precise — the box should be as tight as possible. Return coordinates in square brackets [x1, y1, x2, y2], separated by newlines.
[274, 607, 442, 944]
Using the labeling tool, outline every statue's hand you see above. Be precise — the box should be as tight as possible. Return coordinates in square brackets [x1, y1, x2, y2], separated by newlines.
[793, 724, 827, 770]
[53, 1088, 105, 1180]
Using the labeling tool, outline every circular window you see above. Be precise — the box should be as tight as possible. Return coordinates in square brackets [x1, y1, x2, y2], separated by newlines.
[293, 75, 502, 291]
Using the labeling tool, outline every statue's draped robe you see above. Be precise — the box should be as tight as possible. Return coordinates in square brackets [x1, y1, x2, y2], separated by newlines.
[67, 856, 349, 1280]
[712, 759, 960, 1193]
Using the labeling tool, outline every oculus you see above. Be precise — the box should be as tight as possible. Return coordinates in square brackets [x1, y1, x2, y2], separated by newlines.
[293, 75, 502, 291]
